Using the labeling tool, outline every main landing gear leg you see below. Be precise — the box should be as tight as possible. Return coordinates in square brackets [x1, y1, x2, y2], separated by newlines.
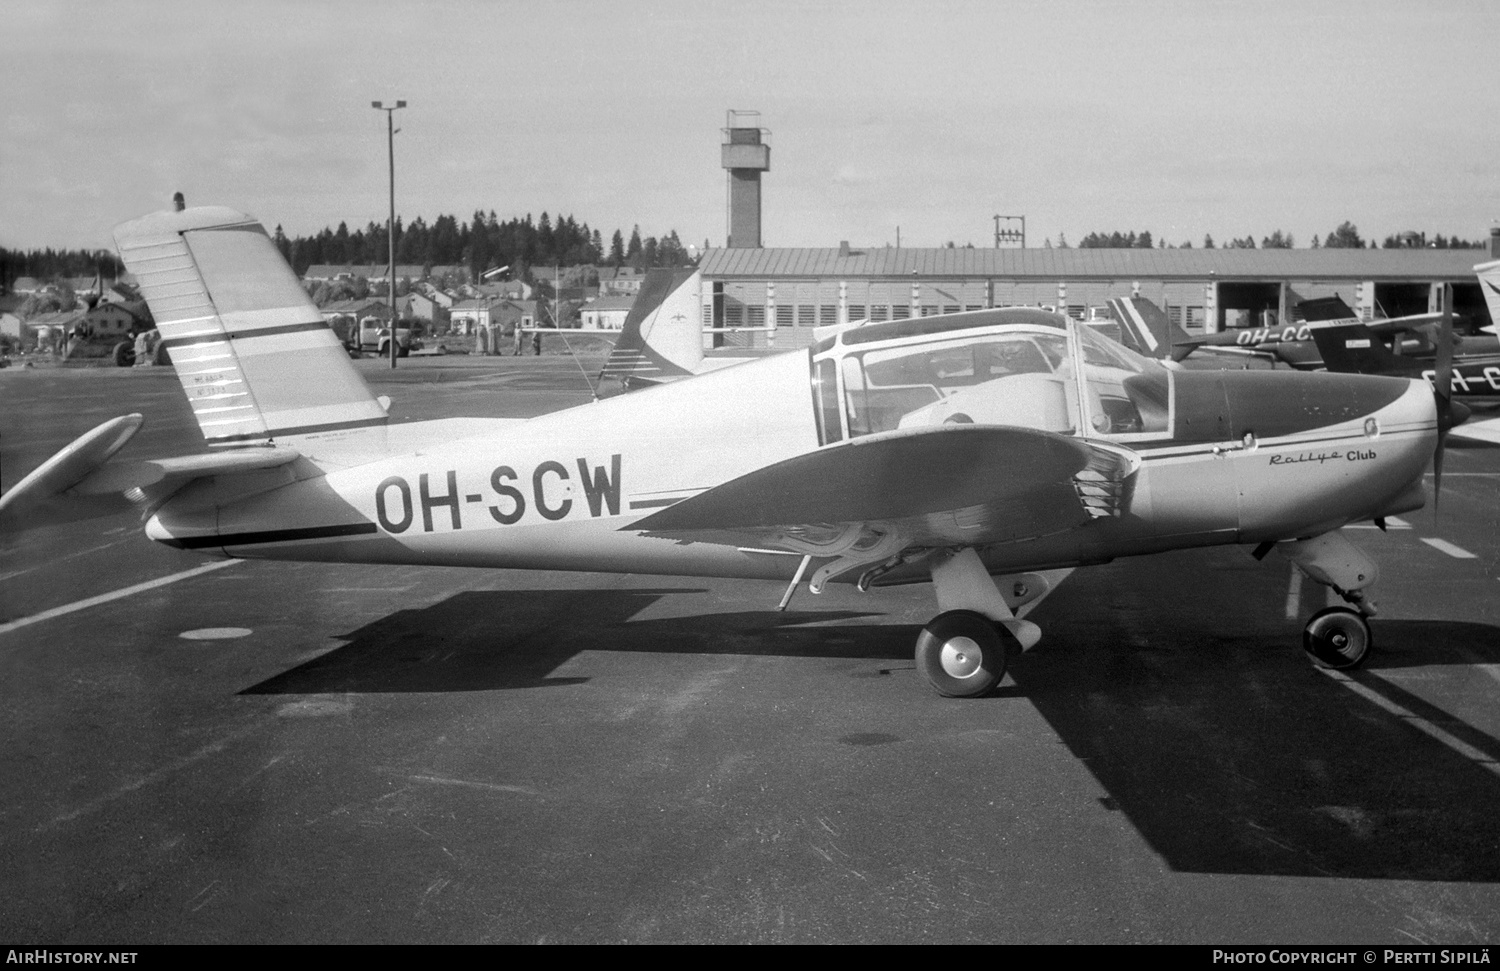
[1276, 532, 1377, 670]
[916, 548, 1059, 698]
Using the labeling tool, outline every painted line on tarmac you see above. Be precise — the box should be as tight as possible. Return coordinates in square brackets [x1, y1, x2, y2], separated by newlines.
[0, 560, 241, 638]
[1421, 538, 1477, 559]
[1346, 515, 1412, 530]
[1320, 669, 1500, 779]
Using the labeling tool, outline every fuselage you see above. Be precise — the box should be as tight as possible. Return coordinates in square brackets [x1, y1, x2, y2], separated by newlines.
[146, 312, 1437, 585]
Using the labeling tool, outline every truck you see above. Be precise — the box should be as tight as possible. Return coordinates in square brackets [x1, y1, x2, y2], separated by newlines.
[355, 316, 418, 358]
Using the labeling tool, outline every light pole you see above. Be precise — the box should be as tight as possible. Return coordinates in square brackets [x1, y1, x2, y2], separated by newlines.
[372, 100, 406, 368]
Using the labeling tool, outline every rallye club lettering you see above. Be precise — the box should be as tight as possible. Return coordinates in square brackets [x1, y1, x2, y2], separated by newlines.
[1268, 449, 1376, 466]
[376, 455, 622, 534]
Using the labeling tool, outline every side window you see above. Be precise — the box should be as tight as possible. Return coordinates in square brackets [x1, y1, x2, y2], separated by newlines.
[840, 332, 1076, 436]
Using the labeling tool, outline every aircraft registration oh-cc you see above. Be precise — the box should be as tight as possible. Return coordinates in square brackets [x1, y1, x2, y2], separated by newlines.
[0, 206, 1456, 697]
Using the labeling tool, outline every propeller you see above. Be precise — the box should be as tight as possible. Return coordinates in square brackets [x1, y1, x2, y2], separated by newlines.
[1432, 283, 1454, 511]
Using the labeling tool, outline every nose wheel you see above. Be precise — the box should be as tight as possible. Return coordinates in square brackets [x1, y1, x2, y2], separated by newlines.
[1302, 606, 1372, 670]
[915, 610, 1012, 698]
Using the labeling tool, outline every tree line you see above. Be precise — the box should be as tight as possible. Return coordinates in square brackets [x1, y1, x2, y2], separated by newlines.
[1062, 222, 1484, 250]
[269, 210, 696, 283]
[1, 248, 123, 289]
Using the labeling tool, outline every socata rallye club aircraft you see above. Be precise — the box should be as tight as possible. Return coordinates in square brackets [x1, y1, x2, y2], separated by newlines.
[0, 206, 1452, 697]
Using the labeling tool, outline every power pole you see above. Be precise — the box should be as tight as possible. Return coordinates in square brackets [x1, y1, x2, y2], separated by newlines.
[372, 100, 406, 368]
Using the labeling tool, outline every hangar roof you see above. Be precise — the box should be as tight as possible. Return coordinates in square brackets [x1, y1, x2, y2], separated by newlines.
[699, 246, 1489, 283]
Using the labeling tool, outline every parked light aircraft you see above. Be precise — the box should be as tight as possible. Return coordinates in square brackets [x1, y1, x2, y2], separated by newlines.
[1298, 294, 1495, 359]
[1111, 295, 1448, 369]
[0, 206, 1454, 697]
[1308, 290, 1500, 445]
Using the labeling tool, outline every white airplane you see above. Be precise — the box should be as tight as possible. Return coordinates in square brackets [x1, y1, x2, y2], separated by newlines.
[0, 205, 1451, 697]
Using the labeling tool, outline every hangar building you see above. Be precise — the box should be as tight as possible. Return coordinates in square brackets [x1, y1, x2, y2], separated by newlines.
[694, 238, 1499, 350]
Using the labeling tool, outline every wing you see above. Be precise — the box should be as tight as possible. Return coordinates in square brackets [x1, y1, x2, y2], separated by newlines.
[626, 424, 1139, 589]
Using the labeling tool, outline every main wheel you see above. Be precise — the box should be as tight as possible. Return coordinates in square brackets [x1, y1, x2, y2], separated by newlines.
[915, 610, 1009, 698]
[1302, 606, 1372, 670]
[112, 341, 135, 367]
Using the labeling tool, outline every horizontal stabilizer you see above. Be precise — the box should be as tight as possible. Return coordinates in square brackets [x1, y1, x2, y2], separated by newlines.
[70, 448, 302, 495]
[0, 414, 143, 524]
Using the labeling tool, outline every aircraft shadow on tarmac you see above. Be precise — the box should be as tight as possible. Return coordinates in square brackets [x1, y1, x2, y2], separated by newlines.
[1005, 554, 1500, 884]
[242, 587, 898, 696]
[242, 556, 1500, 884]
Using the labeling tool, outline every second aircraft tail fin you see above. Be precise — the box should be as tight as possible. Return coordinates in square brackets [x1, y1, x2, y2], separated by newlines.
[1307, 321, 1404, 374]
[1108, 296, 1197, 361]
[598, 268, 703, 386]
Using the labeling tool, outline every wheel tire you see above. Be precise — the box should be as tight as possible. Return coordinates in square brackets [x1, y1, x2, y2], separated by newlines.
[398, 344, 410, 358]
[152, 342, 171, 366]
[943, 412, 974, 424]
[112, 341, 135, 367]
[1302, 606, 1372, 670]
[915, 610, 1009, 698]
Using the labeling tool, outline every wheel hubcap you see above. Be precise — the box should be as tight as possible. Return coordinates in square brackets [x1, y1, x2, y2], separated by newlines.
[940, 636, 983, 678]
[1310, 614, 1367, 661]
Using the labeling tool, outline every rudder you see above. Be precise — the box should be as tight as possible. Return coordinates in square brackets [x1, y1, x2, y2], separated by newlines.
[113, 206, 387, 448]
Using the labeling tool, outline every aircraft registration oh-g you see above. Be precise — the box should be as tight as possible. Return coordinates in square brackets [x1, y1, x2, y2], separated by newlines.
[0, 206, 1452, 697]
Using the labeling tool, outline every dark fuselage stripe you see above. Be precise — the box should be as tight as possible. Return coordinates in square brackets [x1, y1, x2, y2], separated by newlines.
[628, 497, 684, 510]
[168, 522, 379, 550]
[161, 320, 334, 349]
[205, 416, 389, 443]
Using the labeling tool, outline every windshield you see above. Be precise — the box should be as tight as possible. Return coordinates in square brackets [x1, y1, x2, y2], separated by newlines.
[822, 322, 1172, 443]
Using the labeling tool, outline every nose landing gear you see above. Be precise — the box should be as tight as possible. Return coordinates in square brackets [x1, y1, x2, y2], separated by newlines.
[1272, 532, 1379, 671]
[1302, 606, 1372, 670]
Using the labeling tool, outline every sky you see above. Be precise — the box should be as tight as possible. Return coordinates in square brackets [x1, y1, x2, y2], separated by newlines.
[4, 0, 1498, 254]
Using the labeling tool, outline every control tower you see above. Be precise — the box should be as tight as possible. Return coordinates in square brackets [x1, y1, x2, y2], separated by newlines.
[721, 110, 770, 248]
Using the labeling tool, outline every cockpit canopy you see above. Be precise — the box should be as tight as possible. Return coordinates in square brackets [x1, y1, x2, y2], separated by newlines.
[810, 309, 1173, 446]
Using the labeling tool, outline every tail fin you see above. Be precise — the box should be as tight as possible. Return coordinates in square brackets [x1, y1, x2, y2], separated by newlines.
[112, 207, 387, 449]
[1108, 296, 1196, 361]
[598, 268, 702, 385]
[1475, 259, 1500, 335]
[1307, 321, 1404, 374]
[1296, 295, 1358, 323]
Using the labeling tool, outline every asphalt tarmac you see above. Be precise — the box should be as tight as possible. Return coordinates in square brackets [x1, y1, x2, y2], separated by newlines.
[2, 358, 1498, 944]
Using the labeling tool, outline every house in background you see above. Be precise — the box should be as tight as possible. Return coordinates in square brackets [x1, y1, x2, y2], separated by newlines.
[579, 294, 635, 331]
